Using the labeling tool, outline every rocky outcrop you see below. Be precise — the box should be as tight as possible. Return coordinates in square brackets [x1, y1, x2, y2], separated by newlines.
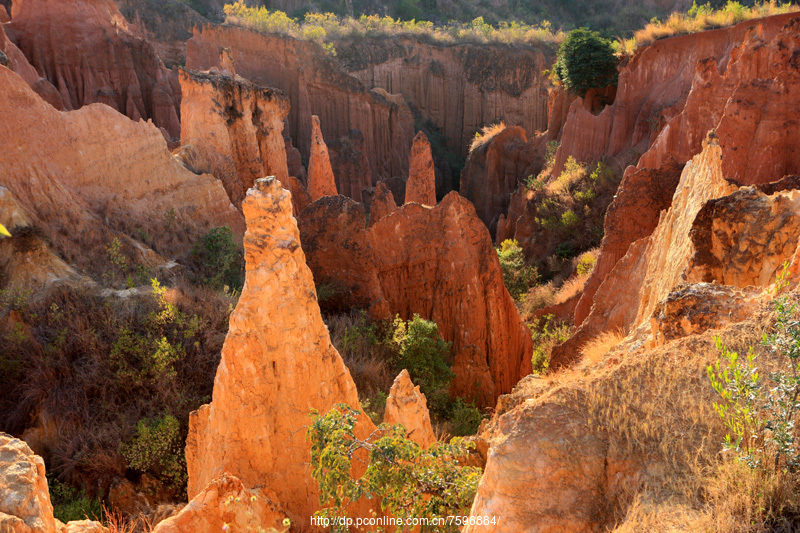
[307, 115, 339, 201]
[179, 67, 290, 207]
[573, 161, 684, 326]
[342, 37, 553, 157]
[296, 196, 388, 317]
[187, 24, 415, 181]
[383, 370, 436, 449]
[7, 0, 181, 138]
[368, 181, 398, 227]
[650, 283, 761, 346]
[329, 129, 372, 203]
[404, 132, 437, 206]
[0, 434, 57, 533]
[551, 136, 738, 367]
[0, 434, 108, 533]
[299, 191, 532, 406]
[0, 67, 242, 277]
[542, 15, 800, 330]
[685, 186, 800, 288]
[152, 474, 287, 533]
[186, 178, 374, 528]
[460, 126, 540, 236]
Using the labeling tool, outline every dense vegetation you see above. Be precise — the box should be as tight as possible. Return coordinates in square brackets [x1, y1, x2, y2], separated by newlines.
[328, 311, 484, 437]
[554, 28, 618, 96]
[308, 404, 481, 532]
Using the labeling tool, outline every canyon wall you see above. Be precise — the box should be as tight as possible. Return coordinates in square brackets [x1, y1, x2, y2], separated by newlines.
[186, 178, 374, 528]
[186, 24, 415, 183]
[569, 14, 800, 328]
[179, 68, 290, 207]
[342, 37, 553, 157]
[298, 192, 533, 406]
[0, 66, 242, 276]
[7, 0, 182, 139]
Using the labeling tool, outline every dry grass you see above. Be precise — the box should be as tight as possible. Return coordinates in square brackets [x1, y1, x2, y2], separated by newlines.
[617, 1, 799, 54]
[577, 329, 624, 368]
[553, 273, 589, 305]
[325, 311, 393, 399]
[503, 292, 800, 530]
[469, 122, 506, 154]
[518, 281, 557, 321]
[104, 505, 154, 533]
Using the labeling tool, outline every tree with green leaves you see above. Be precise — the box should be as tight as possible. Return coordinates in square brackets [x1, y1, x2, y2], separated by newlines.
[554, 28, 618, 97]
[308, 404, 481, 532]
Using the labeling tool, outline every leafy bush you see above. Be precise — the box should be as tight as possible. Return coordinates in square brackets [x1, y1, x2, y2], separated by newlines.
[192, 226, 244, 291]
[392, 314, 454, 414]
[448, 398, 483, 436]
[497, 239, 538, 301]
[308, 404, 481, 532]
[49, 476, 103, 523]
[576, 249, 598, 276]
[529, 314, 572, 374]
[120, 413, 187, 493]
[708, 268, 800, 472]
[554, 28, 618, 97]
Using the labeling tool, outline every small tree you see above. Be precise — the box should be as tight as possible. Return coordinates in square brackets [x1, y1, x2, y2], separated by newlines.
[497, 239, 538, 301]
[308, 404, 481, 532]
[554, 28, 618, 97]
[392, 314, 454, 414]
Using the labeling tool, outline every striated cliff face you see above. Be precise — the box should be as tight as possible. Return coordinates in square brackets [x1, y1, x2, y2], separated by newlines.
[0, 66, 242, 278]
[552, 137, 737, 367]
[187, 24, 415, 183]
[550, 12, 800, 178]
[298, 192, 532, 406]
[460, 126, 540, 236]
[186, 178, 374, 528]
[7, 0, 181, 139]
[179, 68, 290, 207]
[342, 37, 553, 157]
[501, 14, 800, 327]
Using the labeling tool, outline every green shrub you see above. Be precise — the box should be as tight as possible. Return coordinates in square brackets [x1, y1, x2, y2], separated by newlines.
[497, 239, 538, 301]
[192, 226, 244, 291]
[576, 250, 597, 276]
[392, 314, 454, 414]
[48, 476, 103, 523]
[449, 398, 483, 436]
[308, 404, 481, 532]
[708, 267, 800, 472]
[529, 314, 572, 374]
[121, 413, 187, 493]
[554, 28, 618, 97]
[561, 210, 580, 228]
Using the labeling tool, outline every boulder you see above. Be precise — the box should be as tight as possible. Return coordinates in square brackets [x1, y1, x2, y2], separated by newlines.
[152, 474, 287, 533]
[0, 434, 57, 533]
[186, 178, 375, 528]
[383, 370, 436, 449]
[368, 181, 398, 227]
